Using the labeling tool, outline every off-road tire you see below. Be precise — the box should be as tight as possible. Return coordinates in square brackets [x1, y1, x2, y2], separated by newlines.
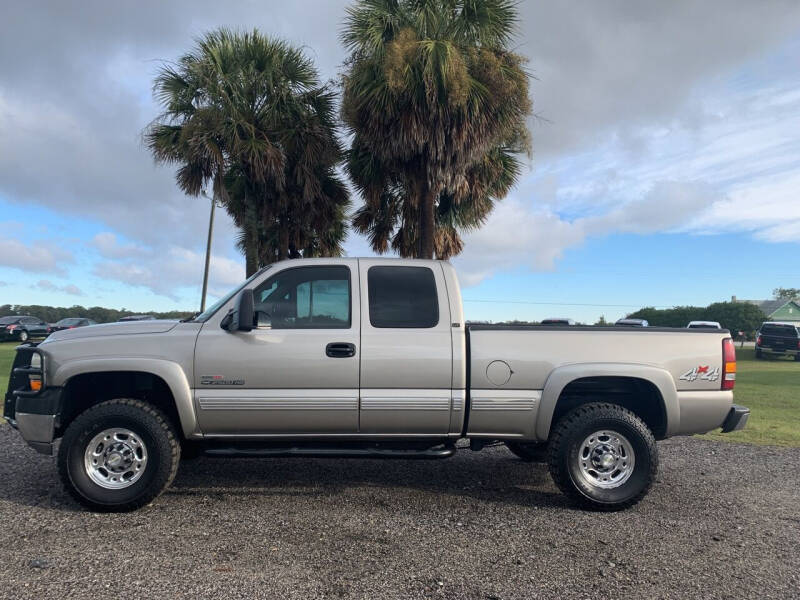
[547, 402, 658, 511]
[58, 398, 180, 512]
[506, 441, 548, 462]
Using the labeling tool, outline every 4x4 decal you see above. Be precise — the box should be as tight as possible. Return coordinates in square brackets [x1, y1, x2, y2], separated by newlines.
[679, 365, 720, 382]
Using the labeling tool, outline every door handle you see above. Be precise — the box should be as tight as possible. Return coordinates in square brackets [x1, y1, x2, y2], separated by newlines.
[326, 342, 356, 358]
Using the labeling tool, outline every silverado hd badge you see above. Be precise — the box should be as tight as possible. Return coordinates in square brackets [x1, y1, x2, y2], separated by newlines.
[201, 375, 245, 386]
[679, 365, 720, 382]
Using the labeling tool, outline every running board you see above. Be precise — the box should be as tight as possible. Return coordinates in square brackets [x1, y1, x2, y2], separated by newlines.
[202, 444, 456, 460]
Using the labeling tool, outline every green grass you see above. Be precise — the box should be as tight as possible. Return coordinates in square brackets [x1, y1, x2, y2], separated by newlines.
[1, 343, 797, 446]
[701, 346, 800, 447]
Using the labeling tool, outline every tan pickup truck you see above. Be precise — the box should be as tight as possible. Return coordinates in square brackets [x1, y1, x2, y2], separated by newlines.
[4, 258, 748, 512]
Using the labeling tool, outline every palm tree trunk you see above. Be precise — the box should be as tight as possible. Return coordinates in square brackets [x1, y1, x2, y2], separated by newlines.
[279, 220, 290, 259]
[244, 223, 259, 277]
[418, 185, 437, 259]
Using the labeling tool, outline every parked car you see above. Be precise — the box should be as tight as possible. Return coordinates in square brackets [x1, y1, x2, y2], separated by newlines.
[4, 258, 747, 512]
[755, 322, 800, 361]
[540, 318, 575, 326]
[687, 321, 722, 329]
[118, 315, 156, 322]
[615, 318, 649, 327]
[50, 318, 97, 332]
[0, 316, 50, 342]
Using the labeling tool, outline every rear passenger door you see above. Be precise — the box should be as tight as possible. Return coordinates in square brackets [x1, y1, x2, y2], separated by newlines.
[357, 261, 453, 434]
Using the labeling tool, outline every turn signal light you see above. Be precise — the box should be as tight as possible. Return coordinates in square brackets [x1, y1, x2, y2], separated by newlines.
[722, 338, 736, 391]
[29, 379, 42, 392]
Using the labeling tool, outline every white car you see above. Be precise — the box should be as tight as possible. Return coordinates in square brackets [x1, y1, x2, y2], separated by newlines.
[687, 321, 722, 329]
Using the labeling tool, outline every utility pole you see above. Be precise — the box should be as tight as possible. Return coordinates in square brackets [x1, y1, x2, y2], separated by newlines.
[200, 191, 215, 313]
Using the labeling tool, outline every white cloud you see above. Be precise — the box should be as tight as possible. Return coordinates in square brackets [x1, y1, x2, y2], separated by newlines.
[0, 237, 73, 275]
[92, 245, 244, 300]
[90, 232, 148, 259]
[454, 180, 725, 287]
[33, 279, 84, 296]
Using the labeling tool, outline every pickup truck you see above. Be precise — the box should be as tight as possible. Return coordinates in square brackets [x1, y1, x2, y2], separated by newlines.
[4, 258, 749, 512]
[755, 322, 800, 361]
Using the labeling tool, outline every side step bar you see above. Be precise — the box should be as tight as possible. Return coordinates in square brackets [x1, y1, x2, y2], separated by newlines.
[203, 443, 456, 460]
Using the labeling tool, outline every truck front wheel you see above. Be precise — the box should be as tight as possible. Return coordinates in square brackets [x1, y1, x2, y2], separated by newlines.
[57, 398, 180, 512]
[547, 403, 658, 511]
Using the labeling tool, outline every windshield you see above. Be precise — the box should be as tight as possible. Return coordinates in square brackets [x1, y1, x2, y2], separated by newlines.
[192, 266, 271, 322]
[57, 318, 82, 325]
[0, 316, 20, 324]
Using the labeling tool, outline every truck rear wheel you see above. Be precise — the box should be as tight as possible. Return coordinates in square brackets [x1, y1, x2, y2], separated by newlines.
[547, 402, 657, 511]
[506, 441, 548, 462]
[57, 398, 180, 512]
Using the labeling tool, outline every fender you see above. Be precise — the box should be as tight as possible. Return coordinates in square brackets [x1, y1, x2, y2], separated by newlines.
[53, 358, 199, 438]
[535, 363, 679, 440]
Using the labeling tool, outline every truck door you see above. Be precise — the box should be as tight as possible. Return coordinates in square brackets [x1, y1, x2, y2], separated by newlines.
[193, 261, 360, 435]
[357, 260, 453, 434]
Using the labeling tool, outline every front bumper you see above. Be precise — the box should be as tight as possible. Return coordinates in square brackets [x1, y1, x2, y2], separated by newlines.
[4, 387, 64, 455]
[4, 344, 63, 455]
[720, 404, 750, 433]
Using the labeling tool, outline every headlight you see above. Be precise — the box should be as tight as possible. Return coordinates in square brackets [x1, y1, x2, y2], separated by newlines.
[29, 353, 42, 392]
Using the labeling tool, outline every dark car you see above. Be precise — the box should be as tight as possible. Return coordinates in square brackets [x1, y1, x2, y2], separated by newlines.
[118, 315, 156, 322]
[50, 317, 97, 332]
[755, 322, 800, 361]
[0, 315, 51, 342]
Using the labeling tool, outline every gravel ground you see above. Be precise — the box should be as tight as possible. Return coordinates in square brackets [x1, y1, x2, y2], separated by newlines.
[0, 426, 798, 600]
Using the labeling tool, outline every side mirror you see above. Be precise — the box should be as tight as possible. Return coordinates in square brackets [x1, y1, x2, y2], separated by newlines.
[223, 289, 255, 332]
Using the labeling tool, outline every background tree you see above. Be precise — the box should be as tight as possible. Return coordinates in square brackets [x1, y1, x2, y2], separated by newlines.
[773, 288, 800, 300]
[627, 302, 766, 338]
[341, 0, 532, 259]
[145, 28, 348, 276]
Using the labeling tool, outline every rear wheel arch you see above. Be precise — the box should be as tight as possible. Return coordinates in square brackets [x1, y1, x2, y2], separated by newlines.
[537, 366, 677, 440]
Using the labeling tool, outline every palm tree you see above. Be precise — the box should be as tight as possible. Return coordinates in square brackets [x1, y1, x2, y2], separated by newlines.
[341, 0, 532, 259]
[350, 142, 521, 259]
[145, 28, 348, 276]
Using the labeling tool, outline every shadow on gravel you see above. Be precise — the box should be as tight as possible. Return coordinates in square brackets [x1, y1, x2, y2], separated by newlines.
[0, 425, 567, 512]
[167, 449, 568, 510]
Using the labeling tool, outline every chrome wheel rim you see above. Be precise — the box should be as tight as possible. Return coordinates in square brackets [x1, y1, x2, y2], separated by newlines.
[577, 430, 635, 489]
[84, 428, 148, 489]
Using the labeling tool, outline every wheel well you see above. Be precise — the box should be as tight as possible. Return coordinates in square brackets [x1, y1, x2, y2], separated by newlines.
[58, 371, 182, 438]
[549, 376, 667, 439]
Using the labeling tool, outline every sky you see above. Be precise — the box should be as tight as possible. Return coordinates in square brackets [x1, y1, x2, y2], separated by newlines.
[1, 0, 799, 323]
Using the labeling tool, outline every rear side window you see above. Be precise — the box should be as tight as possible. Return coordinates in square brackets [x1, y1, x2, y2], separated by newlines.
[368, 266, 439, 328]
[761, 323, 799, 337]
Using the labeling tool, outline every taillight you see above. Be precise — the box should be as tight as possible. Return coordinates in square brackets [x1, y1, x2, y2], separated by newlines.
[756, 335, 762, 346]
[6, 324, 16, 331]
[722, 338, 736, 391]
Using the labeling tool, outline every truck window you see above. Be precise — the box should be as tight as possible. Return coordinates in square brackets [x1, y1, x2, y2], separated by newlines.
[761, 324, 798, 337]
[254, 266, 351, 329]
[367, 266, 439, 328]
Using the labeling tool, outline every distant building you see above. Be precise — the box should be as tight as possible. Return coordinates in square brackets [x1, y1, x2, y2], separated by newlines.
[731, 296, 800, 322]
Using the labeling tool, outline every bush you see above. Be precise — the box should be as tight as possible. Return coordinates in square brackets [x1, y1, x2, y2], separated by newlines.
[627, 302, 766, 338]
